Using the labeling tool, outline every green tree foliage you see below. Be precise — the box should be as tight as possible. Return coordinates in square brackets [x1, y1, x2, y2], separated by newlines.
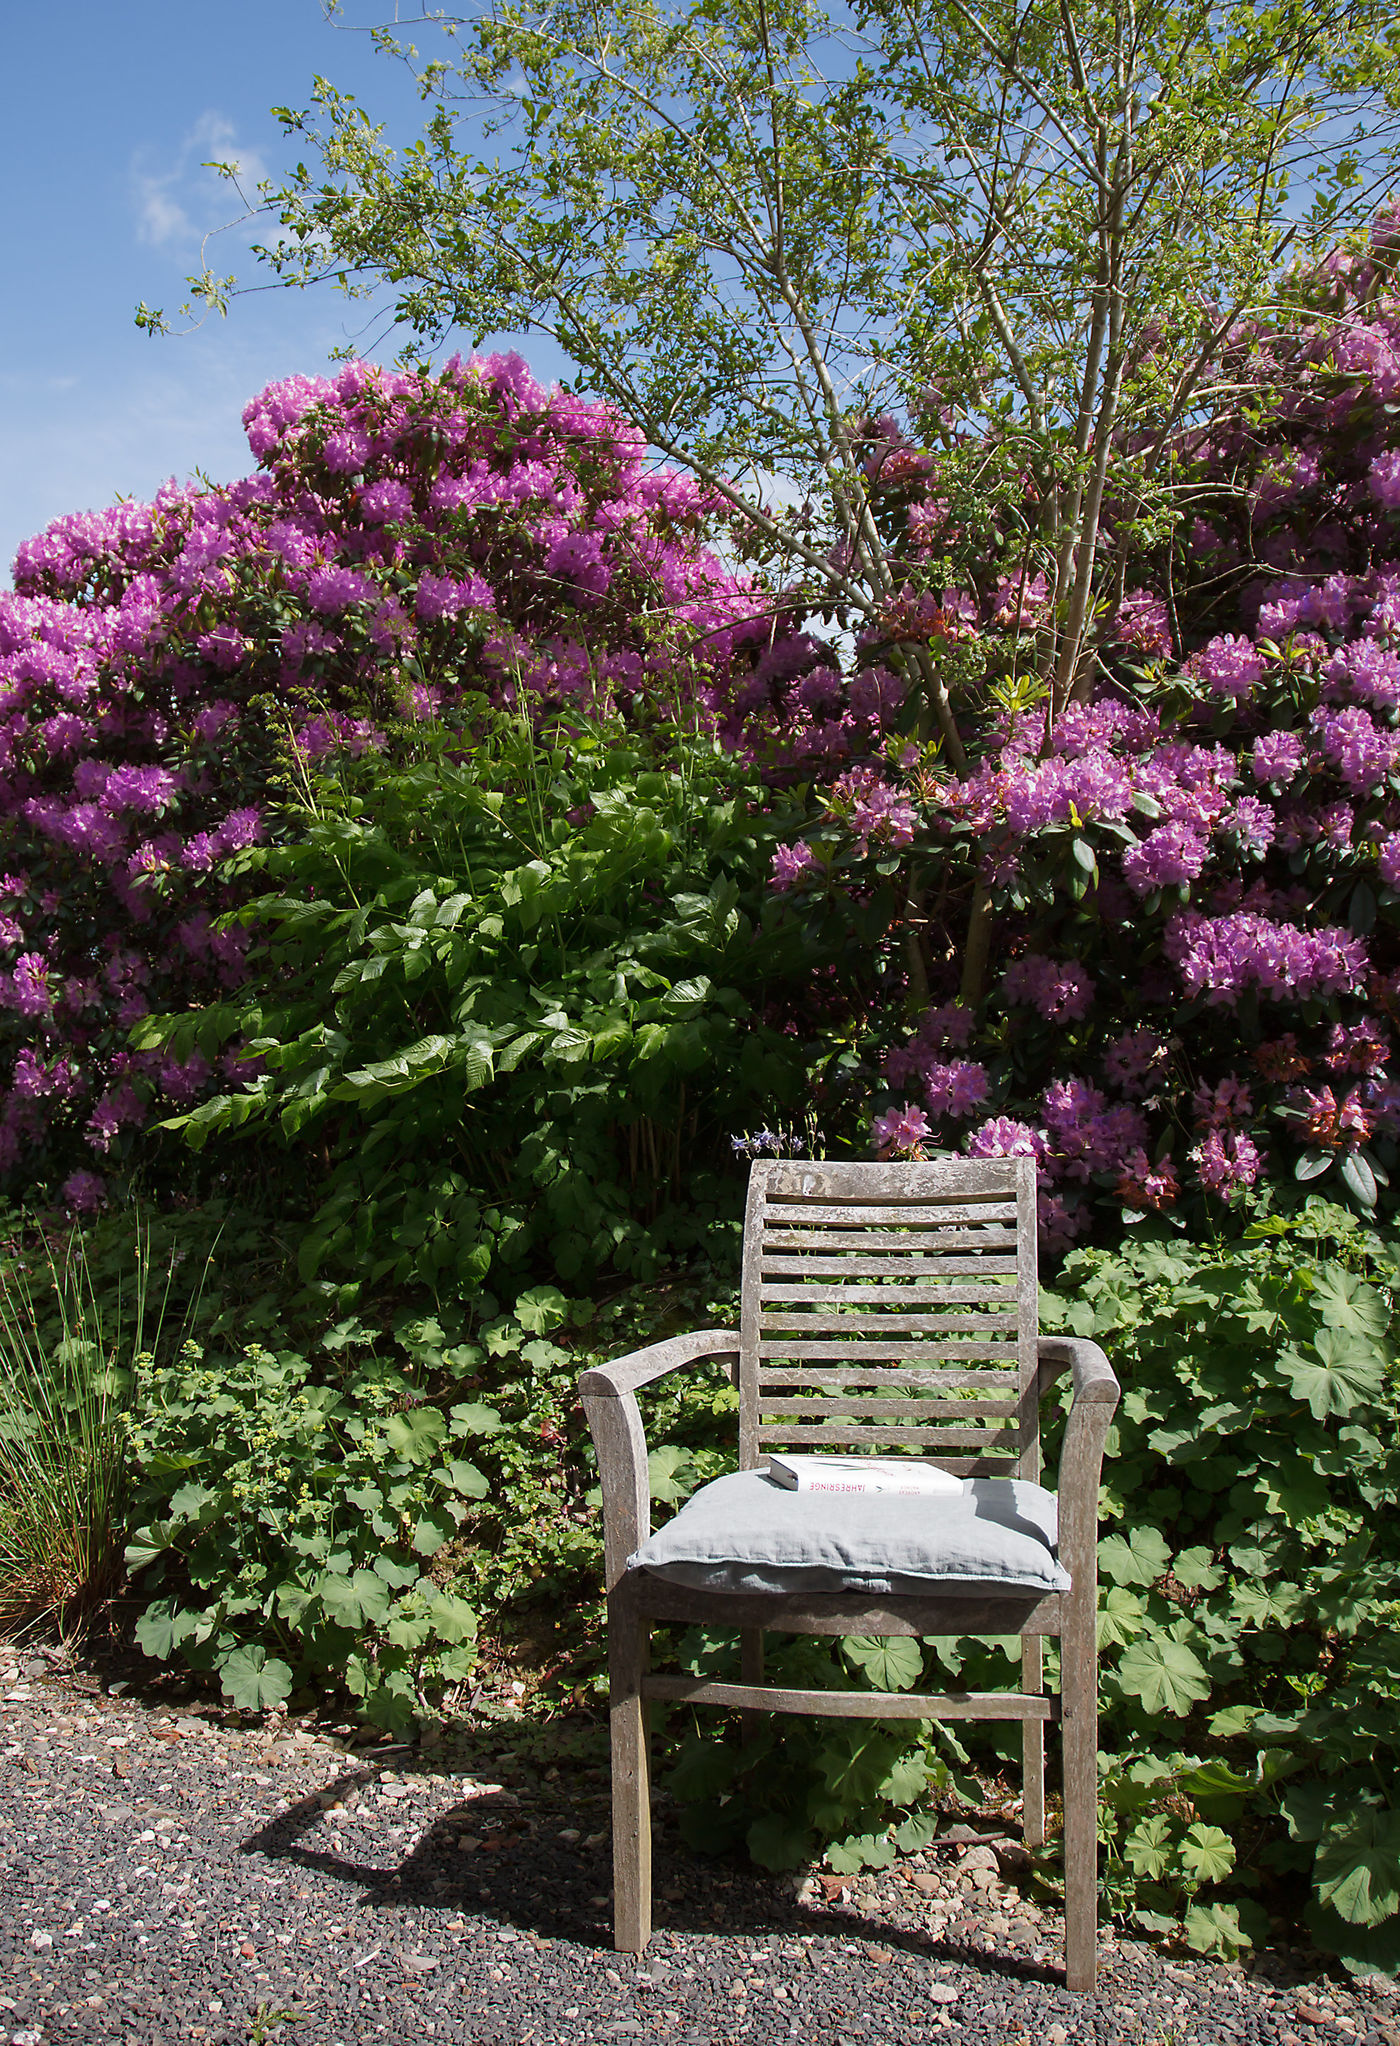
[152, 0, 1400, 729]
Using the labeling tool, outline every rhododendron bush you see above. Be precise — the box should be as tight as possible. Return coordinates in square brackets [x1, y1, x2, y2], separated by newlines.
[765, 215, 1400, 1245]
[0, 352, 823, 1209]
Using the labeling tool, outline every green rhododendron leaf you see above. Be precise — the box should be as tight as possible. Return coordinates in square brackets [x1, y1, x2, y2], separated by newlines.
[218, 1644, 294, 1711]
[1179, 1823, 1236, 1884]
[1099, 1525, 1172, 1586]
[1275, 1333, 1385, 1420]
[842, 1634, 923, 1691]
[1116, 1634, 1211, 1715]
[383, 1408, 448, 1461]
[1315, 1809, 1400, 1927]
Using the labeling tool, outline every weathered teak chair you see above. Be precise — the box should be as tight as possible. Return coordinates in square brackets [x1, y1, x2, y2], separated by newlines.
[579, 1156, 1119, 1991]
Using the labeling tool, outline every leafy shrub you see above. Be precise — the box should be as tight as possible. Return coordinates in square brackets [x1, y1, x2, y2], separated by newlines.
[121, 1268, 743, 1723]
[125, 1338, 496, 1725]
[139, 705, 852, 1296]
[1038, 1209, 1400, 1972]
[747, 214, 1400, 1245]
[662, 1202, 1400, 1972]
[0, 352, 814, 1206]
[663, 1628, 985, 1875]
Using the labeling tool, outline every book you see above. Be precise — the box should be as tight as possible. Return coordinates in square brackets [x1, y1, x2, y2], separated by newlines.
[765, 1454, 964, 1497]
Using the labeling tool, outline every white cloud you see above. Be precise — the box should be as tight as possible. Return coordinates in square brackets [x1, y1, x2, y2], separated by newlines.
[131, 111, 273, 252]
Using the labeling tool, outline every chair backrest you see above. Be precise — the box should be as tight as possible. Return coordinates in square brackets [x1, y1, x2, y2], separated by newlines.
[738, 1155, 1040, 1482]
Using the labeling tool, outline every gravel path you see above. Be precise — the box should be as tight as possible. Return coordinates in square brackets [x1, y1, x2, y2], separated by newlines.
[0, 1654, 1394, 2046]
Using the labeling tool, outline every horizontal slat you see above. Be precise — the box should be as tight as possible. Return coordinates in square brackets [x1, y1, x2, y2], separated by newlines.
[757, 1396, 1019, 1419]
[758, 1339, 1021, 1362]
[761, 1254, 1018, 1279]
[758, 1367, 1023, 1389]
[763, 1228, 1019, 1253]
[641, 1676, 1057, 1721]
[760, 1282, 1018, 1308]
[759, 1310, 1020, 1335]
[756, 1424, 1021, 1447]
[764, 1201, 1017, 1227]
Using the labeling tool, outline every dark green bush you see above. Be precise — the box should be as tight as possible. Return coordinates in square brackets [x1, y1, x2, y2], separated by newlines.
[139, 703, 862, 1301]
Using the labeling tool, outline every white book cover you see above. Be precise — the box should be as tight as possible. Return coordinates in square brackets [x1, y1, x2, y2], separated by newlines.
[765, 1454, 964, 1498]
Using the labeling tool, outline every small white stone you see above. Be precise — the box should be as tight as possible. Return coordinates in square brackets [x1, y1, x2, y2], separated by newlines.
[28, 1932, 51, 1951]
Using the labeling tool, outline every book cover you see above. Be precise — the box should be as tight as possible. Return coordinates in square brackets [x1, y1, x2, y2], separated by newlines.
[765, 1454, 964, 1497]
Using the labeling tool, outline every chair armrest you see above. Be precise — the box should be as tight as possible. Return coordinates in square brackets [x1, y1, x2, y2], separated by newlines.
[1036, 1334, 1121, 1591]
[1036, 1332, 1121, 1406]
[579, 1330, 740, 1590]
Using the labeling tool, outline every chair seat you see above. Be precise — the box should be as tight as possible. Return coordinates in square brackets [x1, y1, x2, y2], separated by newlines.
[627, 1468, 1072, 1597]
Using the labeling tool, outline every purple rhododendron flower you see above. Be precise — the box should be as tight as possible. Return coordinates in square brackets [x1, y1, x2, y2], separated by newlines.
[1104, 1028, 1166, 1092]
[1192, 1128, 1264, 1195]
[1190, 634, 1266, 698]
[60, 1169, 105, 1213]
[1122, 821, 1210, 895]
[307, 566, 374, 615]
[872, 1103, 932, 1156]
[770, 841, 817, 891]
[1113, 589, 1172, 658]
[1166, 910, 1367, 1004]
[1003, 955, 1095, 1021]
[358, 479, 414, 525]
[965, 1116, 1043, 1160]
[923, 1059, 990, 1119]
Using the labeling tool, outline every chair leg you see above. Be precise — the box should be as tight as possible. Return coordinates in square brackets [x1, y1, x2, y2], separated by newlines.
[1060, 1612, 1099, 1992]
[609, 1603, 652, 1955]
[1021, 1635, 1045, 1849]
[740, 1626, 765, 1745]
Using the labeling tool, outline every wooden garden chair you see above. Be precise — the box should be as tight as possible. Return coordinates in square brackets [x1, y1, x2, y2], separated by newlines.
[579, 1156, 1119, 1991]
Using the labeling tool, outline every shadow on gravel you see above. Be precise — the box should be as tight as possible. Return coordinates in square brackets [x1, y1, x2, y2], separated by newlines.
[237, 1762, 1070, 1990]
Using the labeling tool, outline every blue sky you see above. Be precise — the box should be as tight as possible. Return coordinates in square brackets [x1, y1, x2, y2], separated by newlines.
[0, 1, 567, 586]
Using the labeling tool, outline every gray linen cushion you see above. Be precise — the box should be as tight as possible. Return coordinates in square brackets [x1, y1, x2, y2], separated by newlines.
[627, 1468, 1070, 1596]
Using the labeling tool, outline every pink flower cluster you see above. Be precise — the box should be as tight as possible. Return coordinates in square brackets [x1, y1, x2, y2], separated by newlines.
[0, 353, 806, 1201]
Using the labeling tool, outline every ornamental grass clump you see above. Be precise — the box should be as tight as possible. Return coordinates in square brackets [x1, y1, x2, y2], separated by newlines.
[0, 1225, 154, 1635]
